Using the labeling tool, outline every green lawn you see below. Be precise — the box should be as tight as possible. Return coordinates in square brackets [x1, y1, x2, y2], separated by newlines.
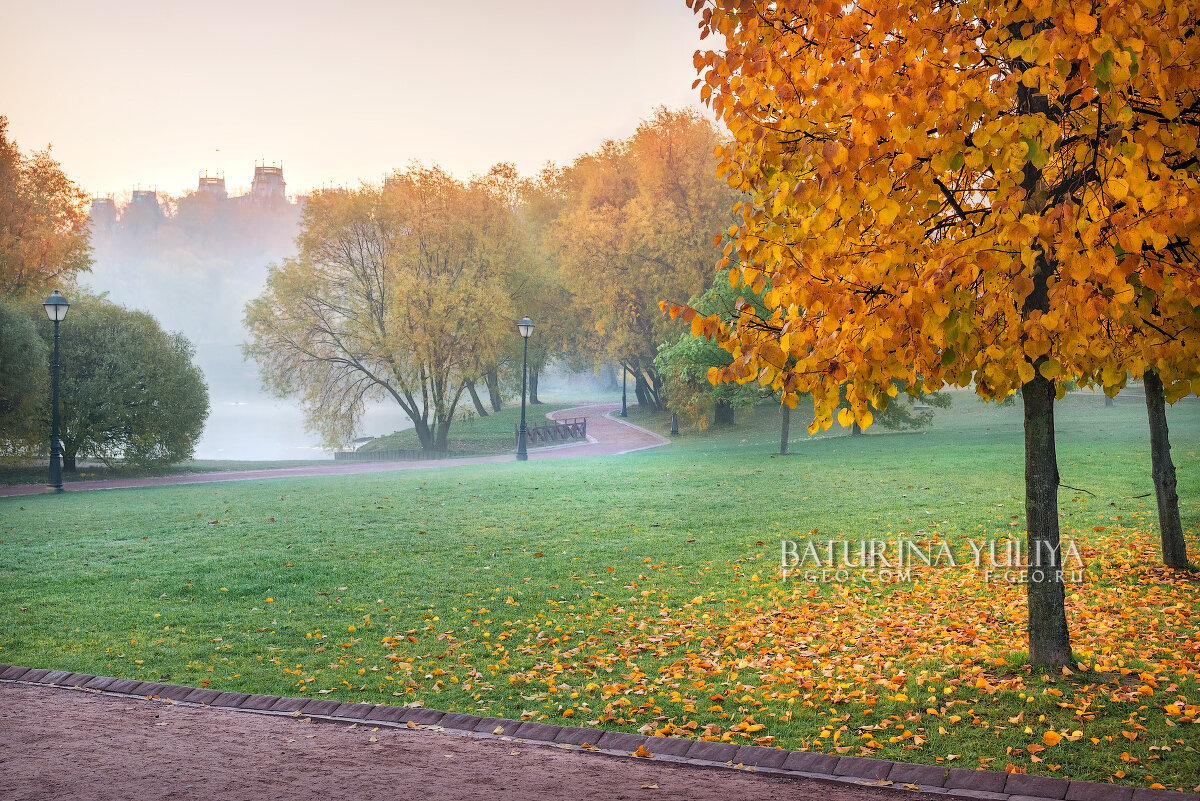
[358, 402, 574, 455]
[1, 391, 1197, 790]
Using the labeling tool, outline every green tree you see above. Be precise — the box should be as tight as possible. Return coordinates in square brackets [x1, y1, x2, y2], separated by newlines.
[48, 296, 209, 469]
[657, 271, 765, 428]
[0, 298, 48, 457]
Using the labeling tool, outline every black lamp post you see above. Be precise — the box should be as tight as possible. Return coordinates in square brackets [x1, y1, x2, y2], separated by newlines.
[516, 316, 534, 461]
[43, 290, 70, 493]
[620, 362, 628, 417]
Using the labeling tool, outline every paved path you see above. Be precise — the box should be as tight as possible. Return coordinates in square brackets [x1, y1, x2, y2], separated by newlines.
[0, 403, 669, 498]
[0, 681, 944, 801]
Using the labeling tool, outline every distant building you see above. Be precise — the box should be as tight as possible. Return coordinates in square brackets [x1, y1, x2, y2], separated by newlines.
[122, 189, 163, 230]
[197, 173, 227, 199]
[89, 197, 117, 231]
[130, 189, 160, 211]
[251, 163, 286, 202]
[91, 162, 302, 226]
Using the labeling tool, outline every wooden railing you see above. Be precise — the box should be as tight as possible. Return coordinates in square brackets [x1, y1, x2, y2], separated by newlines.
[333, 448, 485, 462]
[517, 417, 587, 446]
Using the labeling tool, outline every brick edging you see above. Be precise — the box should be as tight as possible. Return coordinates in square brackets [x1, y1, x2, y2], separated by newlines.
[1, 665, 1193, 801]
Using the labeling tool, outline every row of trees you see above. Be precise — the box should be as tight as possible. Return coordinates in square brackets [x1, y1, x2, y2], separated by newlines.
[0, 117, 210, 469]
[679, 0, 1198, 666]
[244, 108, 741, 449]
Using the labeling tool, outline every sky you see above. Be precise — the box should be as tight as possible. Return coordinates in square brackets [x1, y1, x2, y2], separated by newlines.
[1, 0, 708, 197]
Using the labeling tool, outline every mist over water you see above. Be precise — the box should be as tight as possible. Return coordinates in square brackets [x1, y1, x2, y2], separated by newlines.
[85, 176, 414, 460]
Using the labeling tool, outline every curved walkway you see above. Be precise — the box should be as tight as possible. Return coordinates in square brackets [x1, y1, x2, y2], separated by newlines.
[0, 403, 669, 498]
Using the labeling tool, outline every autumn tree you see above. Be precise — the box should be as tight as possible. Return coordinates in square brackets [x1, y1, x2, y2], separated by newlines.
[551, 107, 739, 409]
[681, 0, 1200, 666]
[244, 166, 516, 452]
[0, 117, 92, 299]
[515, 165, 593, 406]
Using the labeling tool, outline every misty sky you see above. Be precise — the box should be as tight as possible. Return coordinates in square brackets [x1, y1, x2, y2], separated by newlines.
[2, 0, 707, 196]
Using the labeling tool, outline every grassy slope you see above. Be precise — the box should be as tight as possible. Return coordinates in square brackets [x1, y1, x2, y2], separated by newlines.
[0, 391, 1197, 788]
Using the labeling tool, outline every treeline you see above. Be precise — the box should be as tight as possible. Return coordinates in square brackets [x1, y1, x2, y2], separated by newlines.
[244, 107, 745, 450]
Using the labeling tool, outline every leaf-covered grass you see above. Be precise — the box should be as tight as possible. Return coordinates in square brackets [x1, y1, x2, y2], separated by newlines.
[1, 391, 1197, 790]
[0, 459, 332, 488]
[358, 402, 574, 455]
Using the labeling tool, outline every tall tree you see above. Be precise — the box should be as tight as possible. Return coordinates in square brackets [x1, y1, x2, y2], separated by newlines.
[244, 166, 516, 451]
[0, 117, 92, 299]
[680, 0, 1200, 666]
[552, 107, 739, 409]
[48, 296, 209, 469]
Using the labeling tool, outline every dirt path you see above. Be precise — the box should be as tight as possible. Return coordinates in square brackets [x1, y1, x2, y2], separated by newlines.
[0, 683, 941, 801]
[0, 403, 668, 498]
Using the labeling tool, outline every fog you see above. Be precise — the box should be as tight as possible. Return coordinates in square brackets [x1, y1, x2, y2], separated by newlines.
[83, 170, 412, 460]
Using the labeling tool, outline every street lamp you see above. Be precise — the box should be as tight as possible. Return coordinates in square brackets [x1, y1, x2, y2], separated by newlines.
[620, 363, 628, 417]
[42, 290, 70, 493]
[516, 316, 534, 461]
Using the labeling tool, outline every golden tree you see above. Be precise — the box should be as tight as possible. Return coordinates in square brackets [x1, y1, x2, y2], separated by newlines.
[679, 0, 1200, 665]
[552, 107, 738, 408]
[244, 165, 515, 452]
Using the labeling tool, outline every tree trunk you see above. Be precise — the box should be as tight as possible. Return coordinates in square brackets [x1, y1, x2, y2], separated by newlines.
[411, 417, 434, 452]
[780, 404, 791, 455]
[1104, 394, 1114, 408]
[485, 369, 503, 412]
[529, 370, 541, 405]
[714, 398, 734, 425]
[1023, 372, 1073, 667]
[633, 373, 650, 408]
[1016, 75, 1073, 668]
[434, 421, 450, 452]
[1144, 370, 1188, 569]
[647, 370, 665, 410]
[851, 421, 863, 437]
[465, 380, 489, 417]
[63, 445, 77, 473]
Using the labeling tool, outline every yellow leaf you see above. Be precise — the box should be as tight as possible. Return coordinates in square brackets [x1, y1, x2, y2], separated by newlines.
[1074, 12, 1097, 33]
[1042, 731, 1063, 746]
[632, 744, 653, 758]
